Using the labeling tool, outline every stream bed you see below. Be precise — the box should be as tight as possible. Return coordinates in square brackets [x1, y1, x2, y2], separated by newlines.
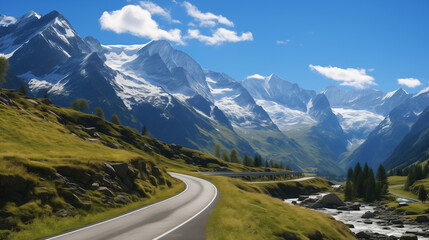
[284, 194, 429, 239]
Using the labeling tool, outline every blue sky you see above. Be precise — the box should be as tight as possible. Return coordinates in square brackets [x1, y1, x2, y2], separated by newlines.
[2, 0, 429, 93]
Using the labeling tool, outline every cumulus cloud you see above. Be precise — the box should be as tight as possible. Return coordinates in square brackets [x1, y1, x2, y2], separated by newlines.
[99, 5, 183, 44]
[276, 40, 290, 45]
[186, 28, 253, 45]
[397, 78, 421, 88]
[139, 1, 181, 23]
[309, 64, 376, 89]
[182, 1, 234, 27]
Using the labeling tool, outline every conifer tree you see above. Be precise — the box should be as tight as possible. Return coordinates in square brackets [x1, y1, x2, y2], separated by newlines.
[221, 152, 230, 162]
[19, 84, 26, 95]
[243, 153, 253, 166]
[376, 164, 388, 196]
[0, 56, 9, 87]
[44, 90, 48, 99]
[111, 113, 121, 125]
[418, 185, 427, 202]
[365, 169, 376, 202]
[230, 148, 241, 164]
[254, 154, 262, 167]
[264, 160, 269, 168]
[95, 107, 105, 119]
[344, 180, 354, 201]
[363, 162, 369, 178]
[347, 168, 354, 182]
[213, 143, 221, 158]
[141, 125, 147, 136]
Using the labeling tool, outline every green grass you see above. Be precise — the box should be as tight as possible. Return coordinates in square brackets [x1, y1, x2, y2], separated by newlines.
[389, 186, 419, 200]
[7, 182, 185, 240]
[388, 176, 407, 186]
[198, 174, 354, 240]
[387, 201, 429, 216]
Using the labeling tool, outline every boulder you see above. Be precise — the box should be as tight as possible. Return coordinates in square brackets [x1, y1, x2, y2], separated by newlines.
[98, 187, 114, 197]
[314, 193, 345, 209]
[116, 194, 131, 204]
[346, 224, 354, 228]
[356, 231, 371, 239]
[363, 220, 372, 224]
[55, 209, 69, 218]
[400, 233, 417, 240]
[281, 231, 299, 240]
[361, 211, 374, 219]
[307, 230, 323, 240]
[104, 162, 116, 177]
[90, 182, 100, 190]
[415, 215, 429, 223]
[349, 203, 361, 210]
[392, 219, 403, 225]
[109, 162, 129, 179]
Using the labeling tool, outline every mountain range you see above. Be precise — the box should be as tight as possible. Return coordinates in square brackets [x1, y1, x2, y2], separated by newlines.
[2, 10, 428, 175]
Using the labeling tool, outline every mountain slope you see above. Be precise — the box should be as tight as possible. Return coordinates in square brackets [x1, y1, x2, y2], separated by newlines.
[342, 87, 429, 169]
[0, 10, 255, 157]
[383, 105, 429, 170]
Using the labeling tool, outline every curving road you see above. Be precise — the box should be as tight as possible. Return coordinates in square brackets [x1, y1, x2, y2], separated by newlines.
[45, 173, 218, 240]
[388, 184, 420, 203]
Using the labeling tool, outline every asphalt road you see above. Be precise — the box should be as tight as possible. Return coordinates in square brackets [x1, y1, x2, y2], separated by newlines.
[388, 184, 420, 202]
[45, 173, 218, 240]
[246, 177, 316, 184]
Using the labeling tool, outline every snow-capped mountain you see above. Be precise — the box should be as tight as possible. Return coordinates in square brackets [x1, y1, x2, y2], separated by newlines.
[204, 70, 277, 130]
[323, 85, 409, 115]
[342, 87, 429, 169]
[2, 10, 424, 176]
[0, 10, 254, 157]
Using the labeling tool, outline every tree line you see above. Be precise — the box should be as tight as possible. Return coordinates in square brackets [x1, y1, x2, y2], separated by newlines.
[213, 143, 292, 170]
[344, 162, 388, 202]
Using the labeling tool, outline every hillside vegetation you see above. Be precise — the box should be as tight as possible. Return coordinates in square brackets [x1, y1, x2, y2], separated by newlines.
[0, 89, 356, 240]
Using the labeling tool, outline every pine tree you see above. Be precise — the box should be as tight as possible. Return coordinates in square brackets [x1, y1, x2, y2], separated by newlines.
[376, 164, 388, 196]
[71, 99, 89, 112]
[353, 162, 362, 183]
[418, 185, 427, 202]
[254, 154, 262, 167]
[214, 143, 221, 158]
[344, 180, 354, 201]
[221, 152, 230, 162]
[243, 153, 253, 166]
[365, 169, 376, 202]
[111, 113, 121, 125]
[230, 148, 241, 164]
[355, 172, 365, 198]
[0, 56, 9, 87]
[43, 90, 48, 99]
[347, 168, 354, 182]
[141, 125, 147, 136]
[264, 160, 269, 168]
[95, 107, 105, 119]
[285, 164, 292, 171]
[363, 162, 370, 178]
[19, 84, 26, 95]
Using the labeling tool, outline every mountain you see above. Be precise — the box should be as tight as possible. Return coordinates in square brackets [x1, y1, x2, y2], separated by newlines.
[383, 105, 429, 170]
[242, 74, 346, 175]
[323, 85, 409, 115]
[342, 87, 429, 169]
[0, 10, 254, 157]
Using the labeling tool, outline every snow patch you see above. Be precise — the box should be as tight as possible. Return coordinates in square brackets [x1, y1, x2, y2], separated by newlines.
[0, 15, 17, 26]
[332, 108, 384, 133]
[414, 87, 429, 98]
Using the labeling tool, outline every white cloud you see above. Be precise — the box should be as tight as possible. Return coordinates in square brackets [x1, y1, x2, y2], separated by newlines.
[309, 64, 376, 89]
[139, 1, 181, 23]
[276, 40, 290, 45]
[246, 74, 266, 79]
[397, 78, 421, 88]
[182, 1, 234, 27]
[187, 28, 253, 45]
[99, 5, 183, 44]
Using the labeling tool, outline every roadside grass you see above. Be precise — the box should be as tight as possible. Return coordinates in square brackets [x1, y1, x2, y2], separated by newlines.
[7, 182, 185, 240]
[165, 171, 356, 240]
[203, 175, 354, 240]
[388, 176, 407, 186]
[387, 201, 429, 216]
[389, 186, 419, 200]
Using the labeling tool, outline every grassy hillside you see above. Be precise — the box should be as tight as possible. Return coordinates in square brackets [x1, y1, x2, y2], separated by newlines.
[201, 175, 354, 240]
[0, 89, 355, 240]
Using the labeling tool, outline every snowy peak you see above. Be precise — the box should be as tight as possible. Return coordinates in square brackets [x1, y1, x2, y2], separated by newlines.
[242, 73, 315, 111]
[0, 14, 17, 26]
